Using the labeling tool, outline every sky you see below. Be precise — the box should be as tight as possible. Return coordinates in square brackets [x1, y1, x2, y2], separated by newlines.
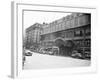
[23, 11, 71, 30]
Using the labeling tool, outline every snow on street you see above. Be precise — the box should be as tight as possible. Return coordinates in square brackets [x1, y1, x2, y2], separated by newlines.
[24, 52, 91, 69]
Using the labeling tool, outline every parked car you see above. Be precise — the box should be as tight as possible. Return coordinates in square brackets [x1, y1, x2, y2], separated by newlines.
[71, 50, 83, 59]
[40, 48, 53, 55]
[25, 50, 33, 56]
[52, 47, 59, 55]
[39, 47, 59, 55]
[46, 48, 54, 55]
[39, 48, 46, 54]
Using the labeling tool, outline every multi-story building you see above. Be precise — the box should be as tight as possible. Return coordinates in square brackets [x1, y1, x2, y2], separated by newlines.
[25, 23, 43, 49]
[40, 13, 91, 56]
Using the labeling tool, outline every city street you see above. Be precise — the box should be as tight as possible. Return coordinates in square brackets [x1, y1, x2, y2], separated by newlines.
[24, 52, 91, 69]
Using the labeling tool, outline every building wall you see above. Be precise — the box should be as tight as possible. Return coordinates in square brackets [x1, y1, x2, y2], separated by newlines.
[41, 13, 90, 35]
[25, 23, 42, 49]
[40, 13, 91, 56]
[41, 13, 90, 41]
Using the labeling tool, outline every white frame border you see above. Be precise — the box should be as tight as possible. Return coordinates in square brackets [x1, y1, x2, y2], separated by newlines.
[11, 1, 97, 78]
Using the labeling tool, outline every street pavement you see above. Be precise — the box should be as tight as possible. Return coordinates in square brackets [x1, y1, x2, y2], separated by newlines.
[24, 52, 91, 69]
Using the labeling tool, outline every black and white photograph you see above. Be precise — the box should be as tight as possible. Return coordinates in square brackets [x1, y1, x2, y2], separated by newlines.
[22, 10, 91, 70]
[0, 0, 98, 79]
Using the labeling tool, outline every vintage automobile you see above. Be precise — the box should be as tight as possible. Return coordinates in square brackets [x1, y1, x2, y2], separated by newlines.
[71, 50, 83, 59]
[39, 48, 53, 55]
[46, 48, 54, 55]
[71, 48, 91, 59]
[39, 47, 59, 55]
[38, 48, 46, 54]
[52, 47, 59, 55]
[25, 50, 33, 56]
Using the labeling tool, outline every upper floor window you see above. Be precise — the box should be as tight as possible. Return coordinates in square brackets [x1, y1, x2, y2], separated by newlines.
[74, 29, 84, 37]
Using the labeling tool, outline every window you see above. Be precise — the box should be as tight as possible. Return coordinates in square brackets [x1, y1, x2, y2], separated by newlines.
[74, 17, 78, 27]
[85, 28, 91, 36]
[84, 39, 91, 47]
[74, 29, 83, 37]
